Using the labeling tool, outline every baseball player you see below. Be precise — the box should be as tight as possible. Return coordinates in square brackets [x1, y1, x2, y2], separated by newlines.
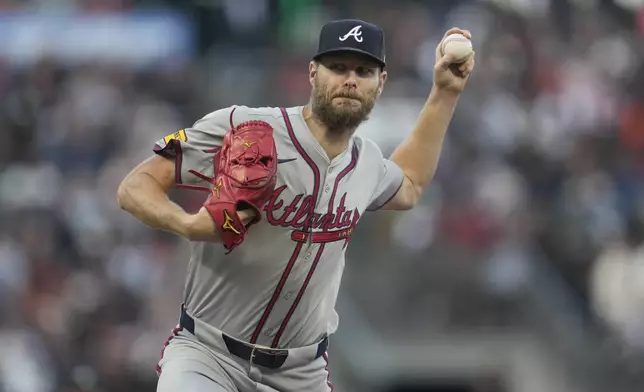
[117, 19, 474, 392]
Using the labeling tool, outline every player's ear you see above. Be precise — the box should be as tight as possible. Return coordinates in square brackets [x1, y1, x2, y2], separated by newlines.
[309, 61, 318, 86]
[377, 68, 387, 97]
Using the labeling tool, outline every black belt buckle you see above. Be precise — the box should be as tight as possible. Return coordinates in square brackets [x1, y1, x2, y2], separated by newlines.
[222, 334, 288, 369]
[252, 346, 289, 369]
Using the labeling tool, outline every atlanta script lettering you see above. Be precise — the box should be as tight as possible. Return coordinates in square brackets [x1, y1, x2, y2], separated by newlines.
[265, 185, 360, 230]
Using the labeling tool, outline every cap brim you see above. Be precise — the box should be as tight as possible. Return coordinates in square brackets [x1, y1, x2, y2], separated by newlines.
[313, 47, 385, 68]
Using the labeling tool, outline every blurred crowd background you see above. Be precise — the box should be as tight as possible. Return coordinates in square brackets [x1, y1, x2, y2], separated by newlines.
[1, 0, 644, 391]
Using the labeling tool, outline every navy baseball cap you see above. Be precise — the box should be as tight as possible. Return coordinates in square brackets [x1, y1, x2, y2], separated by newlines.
[313, 19, 386, 68]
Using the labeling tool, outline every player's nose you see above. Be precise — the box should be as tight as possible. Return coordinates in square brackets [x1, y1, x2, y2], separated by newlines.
[343, 74, 357, 89]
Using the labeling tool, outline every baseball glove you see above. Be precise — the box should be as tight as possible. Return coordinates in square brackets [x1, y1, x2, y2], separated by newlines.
[181, 120, 278, 252]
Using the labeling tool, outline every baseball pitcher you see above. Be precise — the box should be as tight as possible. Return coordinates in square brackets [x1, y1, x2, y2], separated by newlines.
[117, 19, 475, 392]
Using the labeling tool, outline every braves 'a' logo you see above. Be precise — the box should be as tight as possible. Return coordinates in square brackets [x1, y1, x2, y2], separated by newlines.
[221, 209, 241, 234]
[339, 25, 363, 42]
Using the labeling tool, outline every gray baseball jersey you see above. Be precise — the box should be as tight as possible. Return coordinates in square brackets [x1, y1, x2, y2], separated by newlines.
[153, 105, 403, 350]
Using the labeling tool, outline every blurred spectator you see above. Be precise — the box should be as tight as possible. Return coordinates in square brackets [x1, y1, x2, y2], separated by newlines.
[590, 216, 644, 351]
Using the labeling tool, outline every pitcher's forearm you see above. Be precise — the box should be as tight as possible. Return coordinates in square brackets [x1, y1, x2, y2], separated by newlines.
[117, 172, 191, 237]
[390, 88, 459, 194]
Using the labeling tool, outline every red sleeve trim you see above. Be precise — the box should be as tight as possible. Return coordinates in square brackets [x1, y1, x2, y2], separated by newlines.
[153, 140, 183, 184]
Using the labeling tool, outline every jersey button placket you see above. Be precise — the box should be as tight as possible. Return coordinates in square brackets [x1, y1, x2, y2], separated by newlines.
[319, 170, 336, 206]
[325, 167, 334, 193]
[286, 248, 313, 304]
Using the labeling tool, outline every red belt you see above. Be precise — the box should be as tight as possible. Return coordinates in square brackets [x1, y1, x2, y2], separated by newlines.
[291, 228, 354, 243]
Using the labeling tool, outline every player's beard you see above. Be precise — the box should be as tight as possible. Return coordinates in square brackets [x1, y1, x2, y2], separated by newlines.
[311, 78, 378, 135]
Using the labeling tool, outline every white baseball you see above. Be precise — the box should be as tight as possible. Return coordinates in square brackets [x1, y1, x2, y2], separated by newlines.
[440, 33, 473, 63]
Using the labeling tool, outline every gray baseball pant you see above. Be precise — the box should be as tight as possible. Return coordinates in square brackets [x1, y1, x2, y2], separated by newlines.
[155, 308, 334, 392]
